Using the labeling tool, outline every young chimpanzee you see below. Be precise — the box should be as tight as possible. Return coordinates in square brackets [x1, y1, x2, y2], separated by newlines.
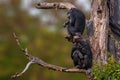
[71, 39, 93, 71]
[63, 8, 86, 42]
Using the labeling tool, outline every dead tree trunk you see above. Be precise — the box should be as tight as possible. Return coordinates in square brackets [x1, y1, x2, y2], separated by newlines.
[108, 0, 120, 62]
[89, 0, 109, 64]
[89, 0, 120, 64]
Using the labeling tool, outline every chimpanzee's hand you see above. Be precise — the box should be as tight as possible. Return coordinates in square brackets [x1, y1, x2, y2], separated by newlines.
[63, 21, 69, 28]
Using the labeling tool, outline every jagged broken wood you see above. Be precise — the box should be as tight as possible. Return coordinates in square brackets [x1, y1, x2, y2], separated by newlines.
[11, 33, 86, 78]
[35, 2, 76, 10]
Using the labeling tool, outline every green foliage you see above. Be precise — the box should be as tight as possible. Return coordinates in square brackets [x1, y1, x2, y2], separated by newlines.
[93, 57, 120, 80]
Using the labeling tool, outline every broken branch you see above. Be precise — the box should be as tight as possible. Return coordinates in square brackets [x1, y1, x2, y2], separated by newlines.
[35, 2, 76, 10]
[11, 33, 86, 79]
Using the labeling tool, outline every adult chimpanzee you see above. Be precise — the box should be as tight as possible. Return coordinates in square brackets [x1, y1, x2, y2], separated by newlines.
[63, 8, 86, 42]
[71, 39, 93, 70]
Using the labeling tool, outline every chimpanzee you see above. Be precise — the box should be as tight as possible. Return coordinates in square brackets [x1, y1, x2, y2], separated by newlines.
[71, 39, 93, 70]
[63, 8, 86, 42]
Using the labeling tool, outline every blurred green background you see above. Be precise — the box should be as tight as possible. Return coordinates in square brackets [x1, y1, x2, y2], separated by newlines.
[0, 0, 90, 80]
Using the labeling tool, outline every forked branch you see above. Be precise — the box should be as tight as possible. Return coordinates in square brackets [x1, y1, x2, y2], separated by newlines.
[11, 33, 86, 79]
[11, 2, 93, 79]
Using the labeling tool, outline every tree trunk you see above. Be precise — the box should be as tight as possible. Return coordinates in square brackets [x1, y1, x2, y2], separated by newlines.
[109, 0, 120, 62]
[89, 0, 120, 64]
[90, 0, 109, 64]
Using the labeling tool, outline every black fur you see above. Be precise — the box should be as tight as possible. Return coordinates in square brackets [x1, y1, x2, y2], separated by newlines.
[71, 40, 93, 70]
[63, 8, 86, 37]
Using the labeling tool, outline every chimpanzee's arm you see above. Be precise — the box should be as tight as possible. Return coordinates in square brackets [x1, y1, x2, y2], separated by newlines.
[67, 9, 76, 26]
[63, 9, 75, 28]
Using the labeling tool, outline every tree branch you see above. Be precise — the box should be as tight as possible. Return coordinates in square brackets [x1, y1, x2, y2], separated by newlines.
[35, 2, 76, 10]
[11, 2, 94, 79]
[11, 33, 86, 79]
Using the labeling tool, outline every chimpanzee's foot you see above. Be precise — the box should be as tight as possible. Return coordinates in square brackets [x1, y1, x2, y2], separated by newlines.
[86, 69, 94, 79]
[75, 65, 85, 69]
[86, 69, 91, 75]
[75, 65, 81, 69]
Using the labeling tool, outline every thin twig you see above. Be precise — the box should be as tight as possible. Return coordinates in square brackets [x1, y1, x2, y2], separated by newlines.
[13, 33, 25, 52]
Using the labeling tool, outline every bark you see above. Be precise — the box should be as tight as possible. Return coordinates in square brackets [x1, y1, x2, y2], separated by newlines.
[109, 0, 120, 62]
[35, 2, 76, 10]
[11, 33, 90, 79]
[108, 35, 117, 60]
[90, 0, 109, 64]
[114, 0, 120, 23]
